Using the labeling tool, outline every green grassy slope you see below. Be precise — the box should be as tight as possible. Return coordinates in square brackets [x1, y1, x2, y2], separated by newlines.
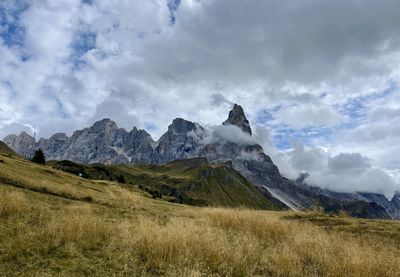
[50, 158, 281, 210]
[0, 141, 151, 206]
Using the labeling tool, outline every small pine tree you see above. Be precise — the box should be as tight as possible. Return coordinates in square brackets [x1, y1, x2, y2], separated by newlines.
[31, 149, 46, 164]
[116, 174, 126, 184]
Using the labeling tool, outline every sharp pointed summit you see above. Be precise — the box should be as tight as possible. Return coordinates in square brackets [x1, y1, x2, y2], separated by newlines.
[223, 104, 252, 135]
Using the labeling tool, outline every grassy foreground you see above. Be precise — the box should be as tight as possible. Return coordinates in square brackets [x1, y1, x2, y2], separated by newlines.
[1, 150, 400, 276]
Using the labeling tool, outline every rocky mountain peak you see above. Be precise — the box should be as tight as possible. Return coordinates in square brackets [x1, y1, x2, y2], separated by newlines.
[131, 126, 139, 132]
[49, 133, 68, 140]
[20, 131, 35, 140]
[3, 131, 37, 159]
[168, 118, 198, 134]
[223, 103, 252, 135]
[90, 118, 118, 133]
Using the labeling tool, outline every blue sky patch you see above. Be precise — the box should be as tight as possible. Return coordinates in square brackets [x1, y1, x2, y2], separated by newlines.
[337, 82, 397, 130]
[0, 2, 28, 48]
[70, 31, 96, 69]
[82, 0, 94, 5]
[168, 0, 181, 25]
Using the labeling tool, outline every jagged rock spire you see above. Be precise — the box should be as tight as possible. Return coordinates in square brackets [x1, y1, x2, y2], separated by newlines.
[223, 104, 252, 135]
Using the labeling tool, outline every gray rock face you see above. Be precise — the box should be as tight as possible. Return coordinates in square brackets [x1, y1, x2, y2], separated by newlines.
[4, 118, 156, 164]
[223, 104, 252, 135]
[55, 119, 129, 164]
[155, 118, 204, 163]
[38, 133, 69, 160]
[4, 132, 37, 159]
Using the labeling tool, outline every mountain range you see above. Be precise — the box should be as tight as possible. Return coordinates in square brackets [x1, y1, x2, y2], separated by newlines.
[4, 104, 400, 219]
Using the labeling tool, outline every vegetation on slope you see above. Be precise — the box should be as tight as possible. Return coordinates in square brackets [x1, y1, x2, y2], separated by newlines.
[0, 141, 19, 157]
[50, 158, 282, 210]
[1, 142, 400, 276]
[50, 159, 391, 219]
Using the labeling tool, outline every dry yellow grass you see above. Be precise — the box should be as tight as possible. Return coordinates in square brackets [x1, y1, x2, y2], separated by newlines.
[1, 187, 399, 276]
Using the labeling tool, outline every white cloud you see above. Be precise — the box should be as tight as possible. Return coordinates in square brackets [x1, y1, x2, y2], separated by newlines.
[22, 123, 38, 136]
[2, 0, 400, 139]
[253, 126, 399, 198]
[281, 142, 397, 199]
[253, 125, 298, 179]
[273, 103, 346, 129]
[202, 125, 255, 146]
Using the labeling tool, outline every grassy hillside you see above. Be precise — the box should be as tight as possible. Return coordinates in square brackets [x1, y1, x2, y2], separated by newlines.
[51, 159, 391, 219]
[49, 158, 282, 210]
[1, 143, 400, 276]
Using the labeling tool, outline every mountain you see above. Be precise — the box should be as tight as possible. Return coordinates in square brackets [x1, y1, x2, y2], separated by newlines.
[5, 119, 156, 164]
[3, 104, 396, 219]
[0, 136, 281, 211]
[223, 103, 252, 135]
[356, 192, 400, 218]
[296, 178, 400, 219]
[3, 131, 36, 158]
[327, 191, 400, 219]
[4, 105, 291, 202]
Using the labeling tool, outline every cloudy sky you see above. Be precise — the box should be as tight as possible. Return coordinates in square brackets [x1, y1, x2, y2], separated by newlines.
[1, 0, 400, 197]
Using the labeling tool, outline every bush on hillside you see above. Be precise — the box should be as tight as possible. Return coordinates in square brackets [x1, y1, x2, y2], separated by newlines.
[116, 175, 126, 184]
[31, 149, 46, 164]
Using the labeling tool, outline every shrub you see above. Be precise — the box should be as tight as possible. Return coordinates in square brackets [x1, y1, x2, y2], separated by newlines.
[31, 149, 46, 164]
[116, 175, 126, 184]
